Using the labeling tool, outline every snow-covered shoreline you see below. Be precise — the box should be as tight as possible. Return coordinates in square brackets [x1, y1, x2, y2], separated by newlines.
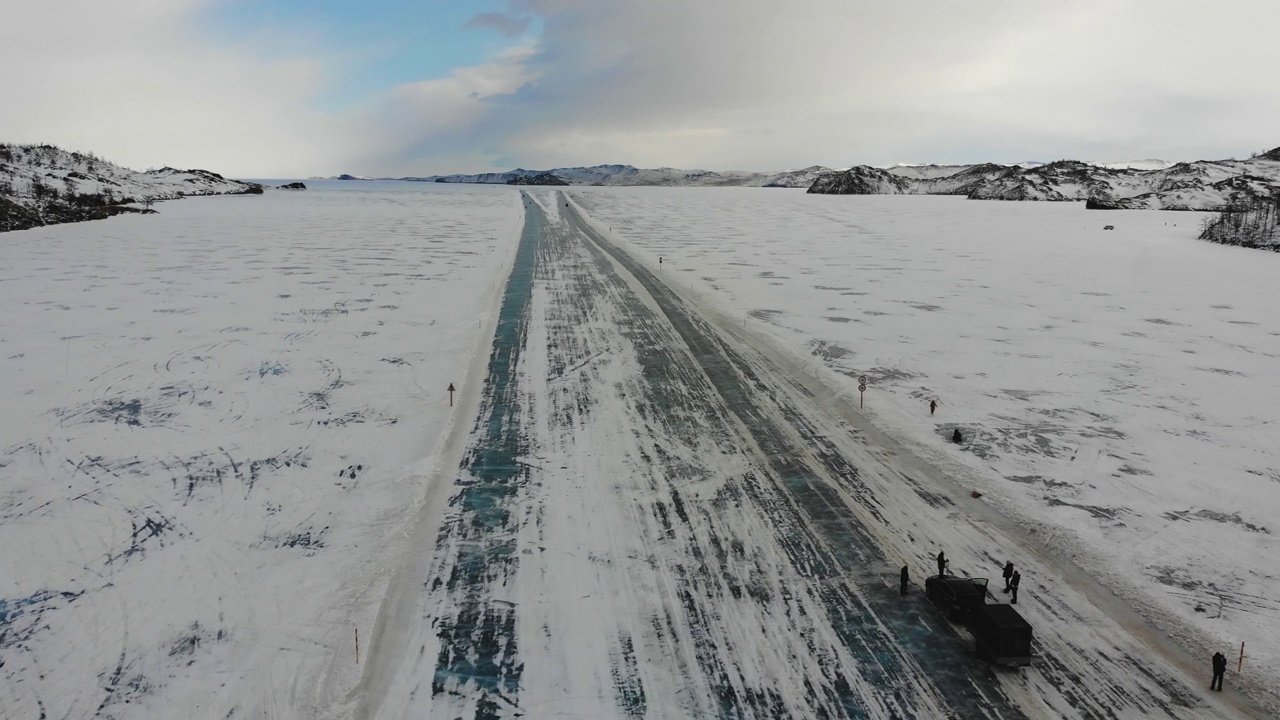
[1, 143, 263, 233]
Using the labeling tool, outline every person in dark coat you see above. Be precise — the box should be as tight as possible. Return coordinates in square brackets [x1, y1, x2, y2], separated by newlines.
[936, 551, 947, 576]
[952, 428, 963, 443]
[1002, 561, 1015, 592]
[900, 565, 909, 595]
[1211, 651, 1227, 691]
[930, 400, 938, 416]
[1010, 570, 1021, 604]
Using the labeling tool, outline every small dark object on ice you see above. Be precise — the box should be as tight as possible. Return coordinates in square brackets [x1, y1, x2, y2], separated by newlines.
[952, 428, 963, 443]
[900, 565, 909, 596]
[930, 399, 937, 415]
[970, 490, 983, 498]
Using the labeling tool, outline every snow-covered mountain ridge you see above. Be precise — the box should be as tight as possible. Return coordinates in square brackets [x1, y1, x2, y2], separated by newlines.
[809, 148, 1280, 211]
[377, 164, 836, 188]
[1, 143, 262, 232]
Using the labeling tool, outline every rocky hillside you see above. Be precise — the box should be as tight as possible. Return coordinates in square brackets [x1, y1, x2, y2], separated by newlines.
[760, 165, 835, 188]
[808, 148, 1280, 211]
[1199, 194, 1280, 251]
[508, 172, 569, 186]
[1, 143, 262, 232]
[399, 163, 832, 188]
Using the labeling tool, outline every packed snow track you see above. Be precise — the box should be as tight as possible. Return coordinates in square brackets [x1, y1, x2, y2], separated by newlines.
[357, 191, 1260, 719]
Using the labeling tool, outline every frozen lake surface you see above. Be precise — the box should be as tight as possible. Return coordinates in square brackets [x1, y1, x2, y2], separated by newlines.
[1, 182, 522, 717]
[573, 187, 1280, 707]
[2, 183, 1276, 718]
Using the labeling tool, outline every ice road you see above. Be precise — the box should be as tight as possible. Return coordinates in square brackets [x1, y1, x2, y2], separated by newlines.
[357, 191, 1262, 720]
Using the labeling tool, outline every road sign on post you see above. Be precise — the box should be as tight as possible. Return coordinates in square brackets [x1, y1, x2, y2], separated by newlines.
[448, 382, 455, 407]
[858, 375, 868, 408]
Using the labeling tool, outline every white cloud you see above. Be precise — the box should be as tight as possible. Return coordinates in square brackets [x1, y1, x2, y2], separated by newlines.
[0, 0, 348, 177]
[408, 0, 1280, 172]
[5, 0, 1278, 176]
[463, 12, 532, 38]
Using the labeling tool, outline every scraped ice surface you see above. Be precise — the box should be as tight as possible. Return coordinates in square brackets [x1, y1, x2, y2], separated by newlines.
[571, 187, 1280, 702]
[0, 182, 521, 718]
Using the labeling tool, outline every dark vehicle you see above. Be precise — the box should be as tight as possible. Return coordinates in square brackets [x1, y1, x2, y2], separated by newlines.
[971, 604, 1033, 667]
[925, 574, 989, 623]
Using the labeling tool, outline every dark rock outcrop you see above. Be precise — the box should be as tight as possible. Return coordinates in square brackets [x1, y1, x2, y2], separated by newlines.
[807, 166, 910, 195]
[507, 172, 569, 186]
[278, 182, 307, 190]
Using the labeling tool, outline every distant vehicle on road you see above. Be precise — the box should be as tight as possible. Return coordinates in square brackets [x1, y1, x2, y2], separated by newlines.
[925, 574, 989, 623]
[971, 604, 1034, 667]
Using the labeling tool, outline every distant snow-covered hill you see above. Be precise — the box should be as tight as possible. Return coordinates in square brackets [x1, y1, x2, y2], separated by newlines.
[1098, 159, 1175, 171]
[407, 162, 778, 184]
[1, 143, 262, 232]
[398, 164, 832, 188]
[809, 148, 1280, 211]
[761, 165, 835, 188]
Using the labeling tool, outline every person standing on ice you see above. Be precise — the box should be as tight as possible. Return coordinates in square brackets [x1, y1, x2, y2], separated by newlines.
[1211, 651, 1227, 691]
[1002, 561, 1015, 592]
[900, 565, 909, 595]
[1010, 570, 1021, 604]
[930, 399, 937, 416]
[936, 551, 948, 576]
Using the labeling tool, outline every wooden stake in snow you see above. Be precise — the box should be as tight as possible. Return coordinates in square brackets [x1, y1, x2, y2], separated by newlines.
[448, 383, 455, 407]
[1238, 641, 1245, 672]
[356, 627, 360, 664]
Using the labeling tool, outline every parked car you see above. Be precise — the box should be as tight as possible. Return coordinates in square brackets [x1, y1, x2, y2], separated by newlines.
[924, 574, 989, 624]
[971, 604, 1034, 667]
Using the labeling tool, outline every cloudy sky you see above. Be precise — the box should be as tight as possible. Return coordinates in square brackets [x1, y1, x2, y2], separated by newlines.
[3, 0, 1278, 177]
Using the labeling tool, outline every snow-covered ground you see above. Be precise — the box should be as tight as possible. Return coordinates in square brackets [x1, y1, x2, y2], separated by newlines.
[5, 182, 1278, 718]
[571, 187, 1280, 710]
[0, 182, 522, 718]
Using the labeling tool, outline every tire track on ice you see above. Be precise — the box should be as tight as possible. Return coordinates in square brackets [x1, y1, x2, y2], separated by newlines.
[419, 196, 543, 718]
[557, 196, 1025, 719]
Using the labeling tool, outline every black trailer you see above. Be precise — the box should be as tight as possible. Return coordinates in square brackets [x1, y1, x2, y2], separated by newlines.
[971, 604, 1033, 667]
[924, 575, 989, 624]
